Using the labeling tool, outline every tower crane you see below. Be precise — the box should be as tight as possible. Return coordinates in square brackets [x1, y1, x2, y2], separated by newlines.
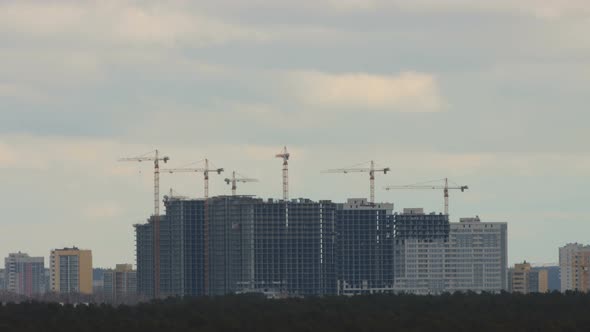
[224, 171, 258, 196]
[162, 159, 223, 199]
[118, 149, 169, 298]
[384, 178, 468, 215]
[275, 146, 290, 200]
[321, 160, 390, 204]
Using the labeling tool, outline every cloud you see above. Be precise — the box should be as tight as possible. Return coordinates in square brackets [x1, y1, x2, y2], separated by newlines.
[0, 1, 270, 46]
[285, 71, 444, 111]
[319, 0, 590, 19]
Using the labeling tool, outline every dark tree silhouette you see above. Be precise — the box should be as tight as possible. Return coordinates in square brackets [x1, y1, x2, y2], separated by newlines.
[1, 292, 589, 332]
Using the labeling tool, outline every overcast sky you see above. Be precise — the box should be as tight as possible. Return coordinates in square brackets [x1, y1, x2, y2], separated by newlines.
[1, 0, 590, 267]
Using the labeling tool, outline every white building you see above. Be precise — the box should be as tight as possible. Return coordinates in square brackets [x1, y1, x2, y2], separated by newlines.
[394, 216, 508, 294]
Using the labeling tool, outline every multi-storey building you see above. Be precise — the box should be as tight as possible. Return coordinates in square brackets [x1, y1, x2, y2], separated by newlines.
[508, 262, 548, 293]
[49, 247, 93, 294]
[135, 217, 155, 298]
[335, 198, 394, 295]
[559, 243, 590, 292]
[135, 196, 206, 298]
[135, 195, 509, 298]
[4, 252, 45, 296]
[394, 215, 507, 294]
[393, 208, 449, 294]
[445, 217, 507, 293]
[103, 264, 137, 303]
[209, 196, 337, 297]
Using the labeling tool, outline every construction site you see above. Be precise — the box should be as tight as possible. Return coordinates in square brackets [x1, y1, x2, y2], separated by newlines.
[122, 147, 507, 298]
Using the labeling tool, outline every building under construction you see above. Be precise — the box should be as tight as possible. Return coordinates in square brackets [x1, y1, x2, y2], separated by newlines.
[208, 196, 337, 296]
[335, 199, 395, 295]
[135, 195, 507, 297]
[135, 196, 206, 298]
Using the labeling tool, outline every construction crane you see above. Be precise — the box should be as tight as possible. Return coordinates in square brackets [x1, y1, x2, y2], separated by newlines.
[275, 146, 290, 200]
[118, 149, 169, 298]
[384, 178, 468, 215]
[162, 159, 223, 199]
[224, 171, 258, 195]
[321, 160, 390, 204]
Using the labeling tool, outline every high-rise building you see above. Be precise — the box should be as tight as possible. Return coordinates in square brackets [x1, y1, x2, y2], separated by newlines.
[4, 252, 45, 296]
[136, 195, 510, 298]
[335, 198, 394, 295]
[393, 208, 449, 294]
[49, 247, 93, 294]
[509, 262, 548, 293]
[208, 196, 337, 297]
[445, 217, 507, 293]
[135, 196, 206, 298]
[103, 264, 137, 303]
[393, 215, 507, 294]
[559, 243, 590, 292]
[135, 217, 154, 298]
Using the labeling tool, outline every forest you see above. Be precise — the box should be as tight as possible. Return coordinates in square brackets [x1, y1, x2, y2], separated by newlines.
[1, 292, 589, 332]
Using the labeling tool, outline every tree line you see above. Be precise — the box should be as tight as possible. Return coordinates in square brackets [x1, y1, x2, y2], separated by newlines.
[1, 291, 589, 331]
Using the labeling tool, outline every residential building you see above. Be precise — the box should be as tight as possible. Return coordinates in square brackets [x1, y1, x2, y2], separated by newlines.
[103, 264, 137, 303]
[445, 217, 508, 293]
[509, 262, 548, 293]
[49, 247, 93, 294]
[336, 199, 394, 295]
[4, 252, 45, 296]
[394, 215, 508, 294]
[559, 243, 590, 292]
[393, 209, 449, 294]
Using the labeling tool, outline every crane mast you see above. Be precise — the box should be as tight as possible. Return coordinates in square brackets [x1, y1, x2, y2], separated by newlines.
[321, 160, 390, 204]
[275, 146, 290, 200]
[118, 149, 169, 298]
[384, 177, 468, 215]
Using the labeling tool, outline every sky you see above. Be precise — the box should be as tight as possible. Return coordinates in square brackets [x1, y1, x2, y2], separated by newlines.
[1, 0, 590, 267]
